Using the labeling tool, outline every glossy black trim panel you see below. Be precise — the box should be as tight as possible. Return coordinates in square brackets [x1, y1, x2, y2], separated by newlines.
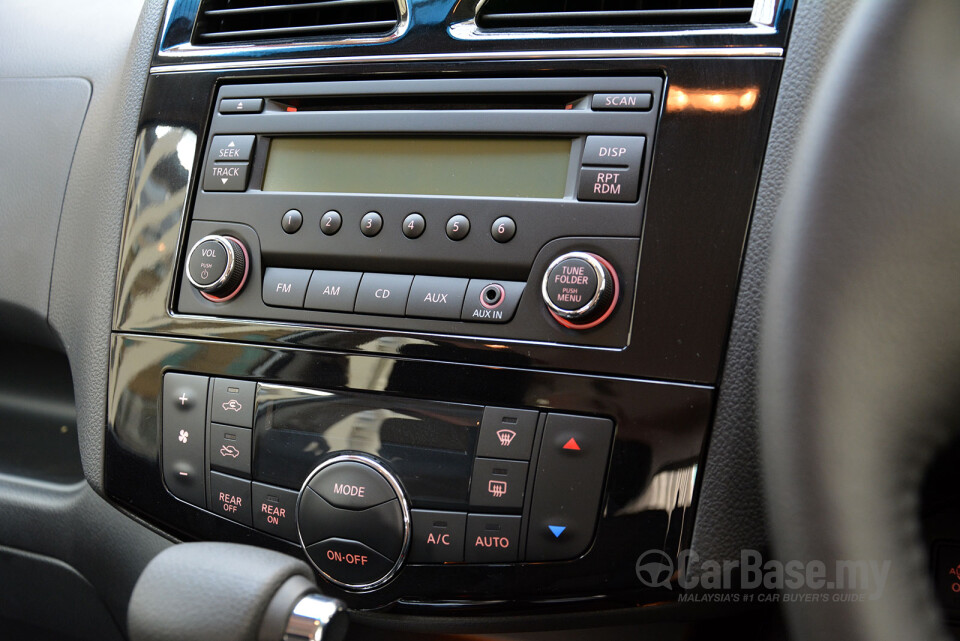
[115, 58, 781, 384]
[106, 333, 711, 611]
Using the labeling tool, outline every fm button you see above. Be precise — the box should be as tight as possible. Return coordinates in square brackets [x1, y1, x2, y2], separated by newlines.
[542, 252, 619, 330]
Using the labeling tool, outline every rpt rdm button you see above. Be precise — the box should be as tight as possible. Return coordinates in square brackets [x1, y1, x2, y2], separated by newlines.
[578, 167, 640, 202]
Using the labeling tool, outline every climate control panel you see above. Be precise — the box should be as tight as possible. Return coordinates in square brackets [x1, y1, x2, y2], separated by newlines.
[161, 372, 615, 590]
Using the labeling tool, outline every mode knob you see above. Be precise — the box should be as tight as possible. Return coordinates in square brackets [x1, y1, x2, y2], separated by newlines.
[297, 455, 410, 590]
[185, 235, 249, 302]
[541, 251, 620, 329]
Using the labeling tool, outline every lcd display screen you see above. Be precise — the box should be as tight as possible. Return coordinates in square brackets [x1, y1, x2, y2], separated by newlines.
[262, 136, 572, 198]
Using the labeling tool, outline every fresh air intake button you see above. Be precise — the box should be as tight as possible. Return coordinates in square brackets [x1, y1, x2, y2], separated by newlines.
[476, 407, 539, 460]
[461, 280, 525, 323]
[308, 461, 397, 510]
[262, 267, 311, 308]
[464, 514, 521, 563]
[354, 273, 413, 316]
[209, 423, 251, 477]
[581, 136, 645, 167]
[304, 270, 362, 312]
[219, 98, 264, 114]
[409, 510, 467, 563]
[405, 276, 468, 320]
[577, 166, 640, 203]
[209, 135, 255, 162]
[591, 93, 653, 111]
[469, 458, 528, 510]
[202, 162, 249, 192]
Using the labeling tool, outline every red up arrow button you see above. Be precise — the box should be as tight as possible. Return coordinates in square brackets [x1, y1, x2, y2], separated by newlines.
[562, 437, 581, 451]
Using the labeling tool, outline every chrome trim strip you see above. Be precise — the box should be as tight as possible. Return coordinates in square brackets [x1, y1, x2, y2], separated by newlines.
[150, 46, 782, 73]
[157, 0, 410, 59]
[454, 0, 781, 41]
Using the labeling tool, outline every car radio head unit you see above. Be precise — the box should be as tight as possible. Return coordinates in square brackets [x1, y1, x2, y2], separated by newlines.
[176, 77, 662, 349]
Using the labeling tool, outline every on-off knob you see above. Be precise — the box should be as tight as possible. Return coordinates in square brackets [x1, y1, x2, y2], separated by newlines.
[185, 234, 249, 302]
[541, 251, 620, 329]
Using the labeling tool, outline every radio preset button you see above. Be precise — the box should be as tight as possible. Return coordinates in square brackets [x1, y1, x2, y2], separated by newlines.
[304, 270, 362, 312]
[577, 166, 640, 202]
[405, 276, 468, 320]
[409, 510, 467, 563]
[581, 135, 645, 167]
[219, 98, 264, 114]
[320, 210, 342, 235]
[262, 267, 311, 308]
[360, 211, 383, 237]
[464, 514, 521, 563]
[203, 162, 249, 192]
[209, 135, 255, 161]
[591, 92, 653, 111]
[461, 280, 525, 323]
[445, 215, 470, 241]
[491, 216, 516, 243]
[402, 213, 426, 239]
[354, 273, 413, 316]
[281, 209, 302, 234]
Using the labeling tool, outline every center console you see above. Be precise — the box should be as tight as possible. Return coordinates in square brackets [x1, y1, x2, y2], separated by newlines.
[105, 0, 790, 618]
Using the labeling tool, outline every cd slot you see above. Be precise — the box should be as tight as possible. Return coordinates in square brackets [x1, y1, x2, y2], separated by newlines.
[268, 93, 589, 112]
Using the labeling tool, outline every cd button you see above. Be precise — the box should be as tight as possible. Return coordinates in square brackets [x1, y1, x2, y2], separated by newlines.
[405, 276, 468, 320]
[354, 273, 413, 316]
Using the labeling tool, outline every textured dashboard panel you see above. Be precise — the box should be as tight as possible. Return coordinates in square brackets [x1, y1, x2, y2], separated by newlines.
[687, 0, 856, 573]
[0, 78, 89, 345]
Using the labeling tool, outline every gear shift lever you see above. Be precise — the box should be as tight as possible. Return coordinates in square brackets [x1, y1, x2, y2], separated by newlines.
[128, 542, 347, 641]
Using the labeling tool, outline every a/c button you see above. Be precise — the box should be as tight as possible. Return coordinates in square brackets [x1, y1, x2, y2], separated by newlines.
[409, 510, 466, 563]
[354, 273, 413, 316]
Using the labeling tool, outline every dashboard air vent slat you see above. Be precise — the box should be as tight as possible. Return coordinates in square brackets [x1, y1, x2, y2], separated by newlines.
[193, 0, 400, 45]
[476, 0, 755, 30]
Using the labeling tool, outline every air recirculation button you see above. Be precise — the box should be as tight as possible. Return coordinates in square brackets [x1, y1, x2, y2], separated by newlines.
[297, 456, 409, 590]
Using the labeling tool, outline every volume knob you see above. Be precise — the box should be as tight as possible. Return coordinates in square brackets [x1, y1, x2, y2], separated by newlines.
[185, 234, 249, 302]
[541, 252, 620, 329]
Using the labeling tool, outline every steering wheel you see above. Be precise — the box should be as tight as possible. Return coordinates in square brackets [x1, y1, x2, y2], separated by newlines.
[759, 1, 960, 640]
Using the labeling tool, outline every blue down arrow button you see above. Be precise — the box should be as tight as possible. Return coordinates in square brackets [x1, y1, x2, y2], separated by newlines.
[548, 525, 566, 538]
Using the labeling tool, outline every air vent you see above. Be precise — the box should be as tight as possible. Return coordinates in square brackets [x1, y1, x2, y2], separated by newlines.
[193, 0, 400, 45]
[476, 0, 755, 30]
